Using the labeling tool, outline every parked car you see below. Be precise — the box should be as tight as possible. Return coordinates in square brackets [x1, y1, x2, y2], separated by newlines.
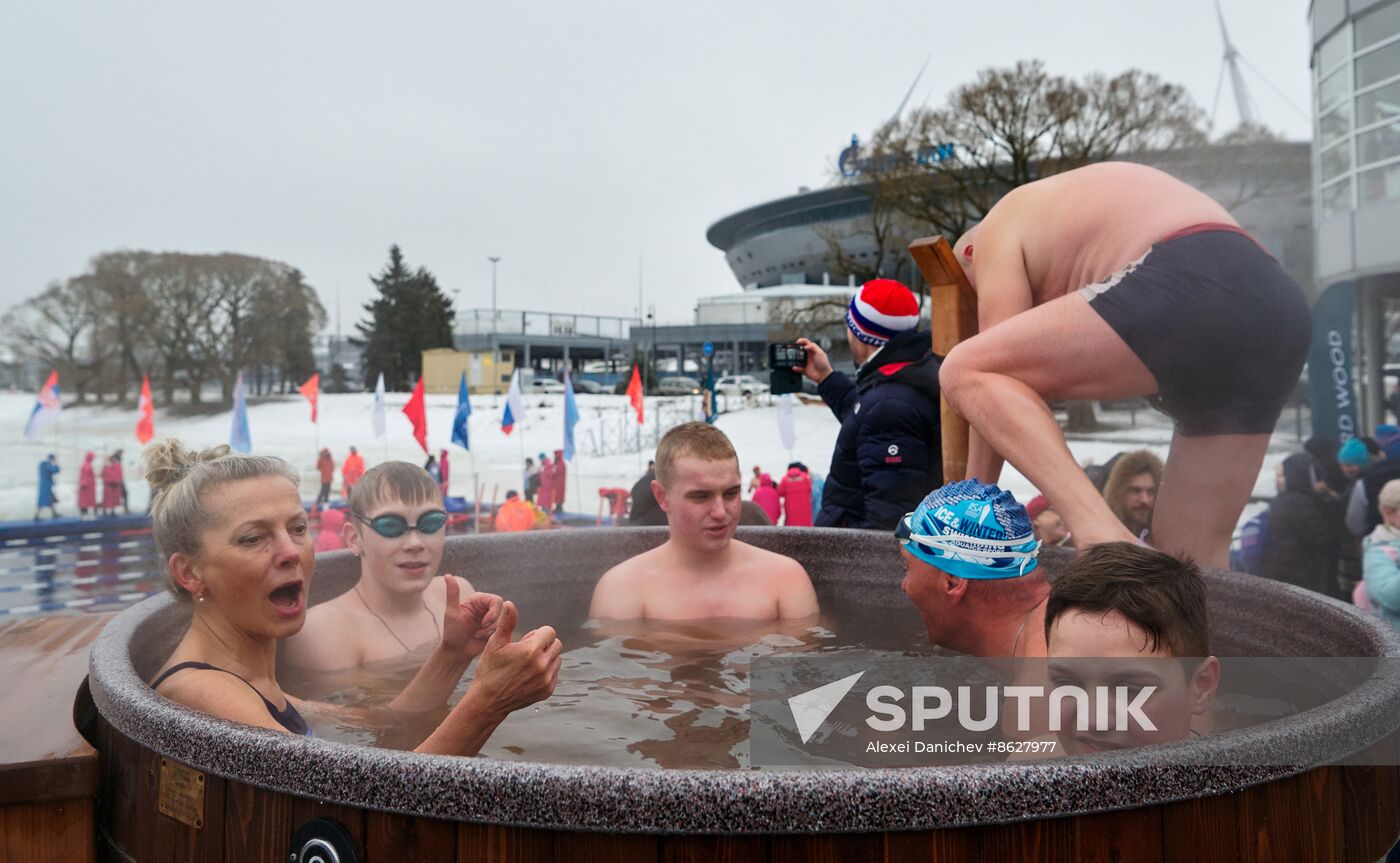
[657, 376, 702, 396]
[571, 378, 606, 394]
[715, 375, 770, 397]
[528, 378, 566, 394]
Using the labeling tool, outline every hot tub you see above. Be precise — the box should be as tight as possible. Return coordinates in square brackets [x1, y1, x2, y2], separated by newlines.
[87, 528, 1400, 861]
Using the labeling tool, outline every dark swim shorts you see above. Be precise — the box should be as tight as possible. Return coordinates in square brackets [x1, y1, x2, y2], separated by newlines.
[1079, 223, 1311, 437]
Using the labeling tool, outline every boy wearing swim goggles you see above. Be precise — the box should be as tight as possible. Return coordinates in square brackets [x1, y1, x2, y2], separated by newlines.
[284, 462, 507, 693]
[897, 480, 1050, 658]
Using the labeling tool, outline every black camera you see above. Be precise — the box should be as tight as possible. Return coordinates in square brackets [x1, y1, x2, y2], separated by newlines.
[768, 343, 807, 396]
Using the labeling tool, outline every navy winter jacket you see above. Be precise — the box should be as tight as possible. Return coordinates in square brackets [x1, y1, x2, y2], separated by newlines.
[815, 329, 943, 530]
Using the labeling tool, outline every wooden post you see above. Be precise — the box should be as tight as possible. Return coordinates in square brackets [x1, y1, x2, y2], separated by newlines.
[907, 236, 978, 484]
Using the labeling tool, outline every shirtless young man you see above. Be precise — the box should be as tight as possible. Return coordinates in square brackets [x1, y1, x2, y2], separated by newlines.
[283, 463, 508, 710]
[940, 162, 1311, 567]
[589, 422, 819, 621]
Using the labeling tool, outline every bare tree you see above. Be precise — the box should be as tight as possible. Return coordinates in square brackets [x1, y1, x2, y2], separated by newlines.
[1, 279, 111, 403]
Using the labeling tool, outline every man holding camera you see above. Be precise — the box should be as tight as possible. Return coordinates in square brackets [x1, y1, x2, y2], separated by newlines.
[794, 278, 943, 530]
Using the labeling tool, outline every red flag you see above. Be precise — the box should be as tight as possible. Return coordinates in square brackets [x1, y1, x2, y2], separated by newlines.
[298, 373, 320, 423]
[626, 365, 645, 425]
[135, 375, 155, 444]
[402, 376, 428, 452]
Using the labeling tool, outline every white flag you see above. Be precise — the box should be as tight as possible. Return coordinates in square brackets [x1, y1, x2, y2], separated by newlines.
[777, 393, 796, 451]
[371, 372, 386, 437]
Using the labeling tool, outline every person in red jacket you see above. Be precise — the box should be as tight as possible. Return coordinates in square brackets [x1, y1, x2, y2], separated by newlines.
[316, 448, 335, 509]
[549, 448, 567, 513]
[438, 448, 451, 499]
[78, 451, 98, 517]
[537, 452, 555, 512]
[752, 473, 781, 524]
[101, 453, 126, 516]
[778, 463, 813, 527]
[342, 446, 365, 496]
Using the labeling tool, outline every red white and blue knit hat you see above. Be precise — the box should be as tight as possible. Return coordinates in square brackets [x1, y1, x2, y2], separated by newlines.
[846, 279, 920, 347]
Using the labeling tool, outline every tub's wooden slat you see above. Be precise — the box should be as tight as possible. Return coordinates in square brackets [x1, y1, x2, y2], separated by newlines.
[1239, 767, 1343, 863]
[770, 833, 885, 863]
[1161, 785, 1242, 862]
[223, 778, 293, 862]
[549, 830, 658, 863]
[365, 811, 456, 860]
[1073, 805, 1163, 863]
[884, 827, 985, 862]
[660, 833, 769, 863]
[458, 821, 555, 862]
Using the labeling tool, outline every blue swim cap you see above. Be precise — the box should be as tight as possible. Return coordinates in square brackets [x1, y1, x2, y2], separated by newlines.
[897, 480, 1040, 579]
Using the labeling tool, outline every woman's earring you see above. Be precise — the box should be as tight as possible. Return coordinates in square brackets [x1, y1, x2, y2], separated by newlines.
[196, 592, 206, 603]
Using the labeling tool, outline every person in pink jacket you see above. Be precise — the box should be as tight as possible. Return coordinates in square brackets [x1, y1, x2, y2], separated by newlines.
[78, 451, 98, 516]
[778, 463, 813, 527]
[752, 473, 781, 524]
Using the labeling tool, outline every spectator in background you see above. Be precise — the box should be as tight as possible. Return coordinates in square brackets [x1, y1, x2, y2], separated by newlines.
[342, 446, 365, 497]
[424, 454, 439, 484]
[537, 453, 555, 512]
[1348, 425, 1400, 536]
[806, 466, 825, 517]
[1306, 437, 1348, 495]
[751, 473, 781, 524]
[778, 463, 813, 527]
[795, 278, 943, 530]
[495, 490, 534, 533]
[438, 449, 451, 499]
[1338, 438, 1373, 600]
[315, 448, 335, 508]
[1102, 450, 1163, 540]
[102, 452, 126, 516]
[1025, 494, 1072, 547]
[1259, 453, 1343, 596]
[628, 460, 666, 526]
[77, 451, 97, 518]
[747, 465, 764, 494]
[1363, 479, 1400, 630]
[315, 507, 347, 552]
[1339, 438, 1371, 482]
[35, 454, 60, 520]
[524, 457, 539, 503]
[549, 448, 567, 514]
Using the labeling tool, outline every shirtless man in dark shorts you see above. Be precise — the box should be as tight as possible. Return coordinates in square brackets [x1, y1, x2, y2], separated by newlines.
[940, 162, 1310, 568]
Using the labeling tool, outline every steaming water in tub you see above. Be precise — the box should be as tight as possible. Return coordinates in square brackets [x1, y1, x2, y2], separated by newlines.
[277, 599, 1308, 770]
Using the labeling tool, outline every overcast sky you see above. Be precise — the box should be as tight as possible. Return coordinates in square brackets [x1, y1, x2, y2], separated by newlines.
[0, 1, 1314, 330]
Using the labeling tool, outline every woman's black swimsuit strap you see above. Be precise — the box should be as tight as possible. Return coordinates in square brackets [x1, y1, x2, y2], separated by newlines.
[150, 661, 310, 736]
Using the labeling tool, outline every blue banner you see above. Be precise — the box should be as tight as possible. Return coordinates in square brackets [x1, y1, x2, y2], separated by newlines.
[1308, 281, 1358, 443]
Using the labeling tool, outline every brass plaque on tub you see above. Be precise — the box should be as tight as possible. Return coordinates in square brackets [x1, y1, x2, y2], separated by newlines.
[158, 757, 205, 829]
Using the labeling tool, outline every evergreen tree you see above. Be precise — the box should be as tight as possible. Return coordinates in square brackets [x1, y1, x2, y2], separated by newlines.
[355, 245, 455, 390]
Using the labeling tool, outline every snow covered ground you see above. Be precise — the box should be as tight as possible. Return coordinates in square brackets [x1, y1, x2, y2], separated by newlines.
[1, 389, 1301, 525]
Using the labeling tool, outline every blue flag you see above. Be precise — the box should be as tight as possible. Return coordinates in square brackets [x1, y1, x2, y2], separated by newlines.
[563, 371, 580, 461]
[230, 371, 252, 453]
[452, 371, 472, 450]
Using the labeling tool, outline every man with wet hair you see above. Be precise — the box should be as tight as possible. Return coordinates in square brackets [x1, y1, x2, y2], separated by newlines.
[1101, 450, 1163, 540]
[1044, 542, 1219, 755]
[941, 162, 1310, 568]
[590, 423, 818, 621]
[897, 480, 1046, 657]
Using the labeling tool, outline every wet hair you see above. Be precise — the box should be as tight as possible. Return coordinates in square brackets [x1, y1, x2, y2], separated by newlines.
[1044, 542, 1210, 658]
[655, 422, 738, 487]
[142, 439, 298, 600]
[348, 461, 442, 516]
[1101, 450, 1163, 524]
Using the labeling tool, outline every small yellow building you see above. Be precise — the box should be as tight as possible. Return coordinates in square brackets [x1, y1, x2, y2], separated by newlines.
[421, 348, 516, 395]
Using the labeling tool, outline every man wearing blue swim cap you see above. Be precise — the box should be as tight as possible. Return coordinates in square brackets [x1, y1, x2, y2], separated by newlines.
[897, 480, 1050, 658]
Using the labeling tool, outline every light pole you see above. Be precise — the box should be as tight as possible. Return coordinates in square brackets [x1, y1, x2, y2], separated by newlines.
[647, 303, 657, 391]
[488, 256, 501, 362]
